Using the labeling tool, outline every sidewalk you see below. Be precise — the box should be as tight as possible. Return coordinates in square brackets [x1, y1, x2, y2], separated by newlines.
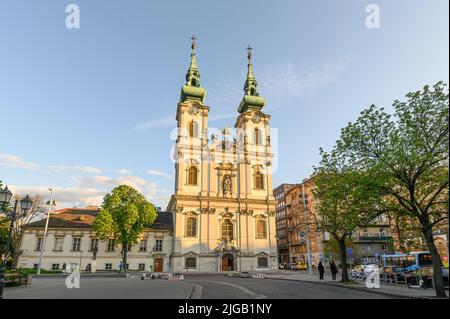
[265, 270, 449, 299]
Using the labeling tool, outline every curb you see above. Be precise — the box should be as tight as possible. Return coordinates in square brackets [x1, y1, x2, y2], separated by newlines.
[267, 277, 433, 299]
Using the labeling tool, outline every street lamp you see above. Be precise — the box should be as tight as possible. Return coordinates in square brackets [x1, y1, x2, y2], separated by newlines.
[0, 186, 12, 204]
[0, 186, 33, 299]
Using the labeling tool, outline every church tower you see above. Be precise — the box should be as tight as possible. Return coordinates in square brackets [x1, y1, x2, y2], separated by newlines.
[168, 39, 277, 273]
[174, 35, 210, 198]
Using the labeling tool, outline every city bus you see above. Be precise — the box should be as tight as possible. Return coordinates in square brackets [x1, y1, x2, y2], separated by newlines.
[381, 251, 440, 272]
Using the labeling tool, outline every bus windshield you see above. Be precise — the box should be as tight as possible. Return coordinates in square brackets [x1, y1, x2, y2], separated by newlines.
[418, 253, 433, 266]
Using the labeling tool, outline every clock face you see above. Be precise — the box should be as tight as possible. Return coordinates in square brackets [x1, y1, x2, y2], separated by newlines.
[189, 105, 199, 115]
[252, 113, 261, 123]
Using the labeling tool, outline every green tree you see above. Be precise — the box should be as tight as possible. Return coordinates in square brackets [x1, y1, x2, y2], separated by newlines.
[339, 82, 449, 297]
[9, 194, 47, 268]
[93, 185, 157, 272]
[313, 148, 386, 282]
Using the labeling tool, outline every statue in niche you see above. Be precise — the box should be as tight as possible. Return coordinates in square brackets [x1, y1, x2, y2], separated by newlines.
[222, 174, 232, 197]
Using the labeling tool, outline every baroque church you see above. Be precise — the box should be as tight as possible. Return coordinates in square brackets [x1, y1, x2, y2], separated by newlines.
[17, 37, 277, 274]
[167, 37, 278, 272]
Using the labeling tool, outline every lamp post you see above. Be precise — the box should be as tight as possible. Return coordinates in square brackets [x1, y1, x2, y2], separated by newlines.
[37, 189, 54, 275]
[0, 186, 33, 299]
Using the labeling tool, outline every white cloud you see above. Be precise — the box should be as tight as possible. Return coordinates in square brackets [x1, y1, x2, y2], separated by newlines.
[133, 116, 175, 131]
[10, 174, 170, 210]
[113, 168, 134, 175]
[147, 170, 172, 180]
[0, 154, 39, 171]
[259, 59, 349, 109]
[9, 185, 104, 209]
[208, 58, 349, 112]
[48, 164, 102, 174]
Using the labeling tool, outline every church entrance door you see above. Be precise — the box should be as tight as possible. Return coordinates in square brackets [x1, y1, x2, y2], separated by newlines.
[154, 258, 163, 272]
[221, 253, 235, 271]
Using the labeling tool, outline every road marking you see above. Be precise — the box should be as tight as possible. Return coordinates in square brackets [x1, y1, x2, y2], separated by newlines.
[186, 279, 266, 299]
[187, 283, 203, 299]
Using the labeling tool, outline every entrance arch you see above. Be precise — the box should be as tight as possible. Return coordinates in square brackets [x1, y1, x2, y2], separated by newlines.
[221, 253, 235, 271]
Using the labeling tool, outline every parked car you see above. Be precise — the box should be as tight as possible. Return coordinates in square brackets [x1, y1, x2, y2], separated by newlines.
[294, 262, 308, 270]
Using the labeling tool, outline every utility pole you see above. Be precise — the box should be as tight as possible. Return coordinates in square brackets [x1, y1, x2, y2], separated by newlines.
[37, 188, 53, 275]
[301, 183, 313, 276]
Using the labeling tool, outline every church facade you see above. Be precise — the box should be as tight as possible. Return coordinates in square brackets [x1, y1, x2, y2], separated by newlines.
[167, 38, 278, 272]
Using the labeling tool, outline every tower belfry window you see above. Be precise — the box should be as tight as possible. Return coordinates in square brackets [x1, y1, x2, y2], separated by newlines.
[187, 166, 198, 185]
[254, 171, 265, 190]
[189, 120, 199, 138]
[254, 128, 261, 145]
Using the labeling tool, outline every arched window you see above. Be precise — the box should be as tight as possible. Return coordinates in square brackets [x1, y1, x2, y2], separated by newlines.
[257, 257, 268, 268]
[256, 219, 267, 239]
[186, 217, 197, 237]
[187, 166, 198, 185]
[254, 128, 261, 145]
[254, 171, 265, 190]
[185, 257, 197, 268]
[189, 120, 198, 138]
[221, 219, 234, 240]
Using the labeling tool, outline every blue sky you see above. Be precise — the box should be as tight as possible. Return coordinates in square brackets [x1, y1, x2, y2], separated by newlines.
[1, 0, 448, 209]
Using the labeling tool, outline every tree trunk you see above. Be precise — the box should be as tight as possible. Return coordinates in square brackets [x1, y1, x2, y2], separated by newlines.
[338, 237, 349, 282]
[422, 224, 446, 298]
[12, 250, 22, 269]
[122, 246, 128, 273]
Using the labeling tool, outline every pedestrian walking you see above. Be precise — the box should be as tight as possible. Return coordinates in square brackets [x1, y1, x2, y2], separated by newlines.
[318, 261, 325, 281]
[330, 260, 338, 281]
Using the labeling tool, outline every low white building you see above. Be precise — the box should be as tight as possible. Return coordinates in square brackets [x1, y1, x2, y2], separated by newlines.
[18, 207, 173, 272]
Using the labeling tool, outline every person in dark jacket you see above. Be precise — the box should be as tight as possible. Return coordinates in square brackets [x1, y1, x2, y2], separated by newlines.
[318, 261, 325, 281]
[330, 261, 338, 280]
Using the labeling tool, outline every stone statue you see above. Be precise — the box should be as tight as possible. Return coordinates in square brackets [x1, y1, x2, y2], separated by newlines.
[222, 174, 231, 196]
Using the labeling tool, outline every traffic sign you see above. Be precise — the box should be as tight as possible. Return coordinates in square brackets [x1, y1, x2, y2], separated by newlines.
[347, 247, 353, 258]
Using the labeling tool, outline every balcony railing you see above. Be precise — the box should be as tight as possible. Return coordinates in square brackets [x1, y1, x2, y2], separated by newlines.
[357, 235, 392, 242]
